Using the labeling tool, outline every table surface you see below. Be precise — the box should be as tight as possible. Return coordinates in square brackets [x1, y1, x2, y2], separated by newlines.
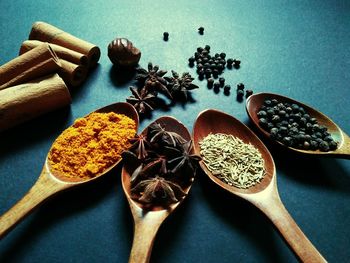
[1, 0, 349, 262]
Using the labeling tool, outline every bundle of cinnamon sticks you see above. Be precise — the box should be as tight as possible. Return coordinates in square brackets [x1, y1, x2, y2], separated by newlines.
[0, 21, 101, 131]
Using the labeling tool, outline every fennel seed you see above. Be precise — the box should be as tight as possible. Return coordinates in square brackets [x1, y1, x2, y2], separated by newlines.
[199, 133, 265, 189]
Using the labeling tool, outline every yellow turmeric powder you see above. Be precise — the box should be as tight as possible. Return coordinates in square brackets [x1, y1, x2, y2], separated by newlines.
[48, 112, 136, 180]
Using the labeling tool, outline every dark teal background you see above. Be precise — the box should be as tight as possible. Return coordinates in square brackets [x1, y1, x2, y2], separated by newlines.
[1, 0, 349, 262]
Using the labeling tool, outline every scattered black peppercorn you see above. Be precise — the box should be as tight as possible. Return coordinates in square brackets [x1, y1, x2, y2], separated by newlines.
[237, 83, 245, 90]
[198, 27, 204, 35]
[246, 89, 253, 98]
[213, 82, 220, 90]
[207, 78, 214, 88]
[219, 77, 225, 87]
[224, 85, 231, 95]
[257, 98, 338, 151]
[233, 59, 241, 69]
[163, 32, 169, 41]
[237, 89, 244, 97]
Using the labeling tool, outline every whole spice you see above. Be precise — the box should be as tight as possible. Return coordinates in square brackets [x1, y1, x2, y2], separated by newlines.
[198, 27, 204, 35]
[163, 32, 169, 41]
[257, 98, 338, 151]
[199, 133, 265, 189]
[48, 112, 136, 180]
[126, 86, 155, 114]
[123, 122, 201, 206]
[135, 62, 171, 99]
[165, 70, 199, 100]
[108, 38, 141, 68]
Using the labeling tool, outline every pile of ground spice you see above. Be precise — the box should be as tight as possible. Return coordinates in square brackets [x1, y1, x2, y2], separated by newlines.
[48, 112, 136, 180]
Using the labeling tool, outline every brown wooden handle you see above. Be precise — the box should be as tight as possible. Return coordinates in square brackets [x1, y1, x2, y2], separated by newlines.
[128, 219, 161, 263]
[0, 168, 67, 239]
[254, 189, 327, 263]
[337, 132, 350, 159]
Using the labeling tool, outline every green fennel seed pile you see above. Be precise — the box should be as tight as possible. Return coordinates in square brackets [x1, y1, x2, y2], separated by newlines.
[199, 133, 265, 189]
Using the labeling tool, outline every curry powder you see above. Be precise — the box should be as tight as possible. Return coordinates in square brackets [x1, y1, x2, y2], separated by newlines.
[48, 112, 136, 180]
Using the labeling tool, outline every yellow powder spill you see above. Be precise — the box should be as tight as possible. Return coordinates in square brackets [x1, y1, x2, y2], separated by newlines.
[48, 112, 136, 180]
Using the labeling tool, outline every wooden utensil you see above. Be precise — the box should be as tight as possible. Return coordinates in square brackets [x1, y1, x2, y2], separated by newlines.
[121, 116, 194, 263]
[246, 92, 350, 159]
[0, 102, 139, 239]
[193, 109, 327, 263]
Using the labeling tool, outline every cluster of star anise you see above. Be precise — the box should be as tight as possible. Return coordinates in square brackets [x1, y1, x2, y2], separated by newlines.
[126, 62, 199, 114]
[122, 122, 201, 207]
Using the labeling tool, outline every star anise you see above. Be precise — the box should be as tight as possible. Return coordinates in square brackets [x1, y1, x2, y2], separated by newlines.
[135, 62, 172, 99]
[165, 71, 199, 100]
[148, 122, 186, 147]
[168, 140, 201, 174]
[142, 154, 168, 175]
[131, 176, 186, 204]
[129, 134, 150, 159]
[126, 86, 155, 114]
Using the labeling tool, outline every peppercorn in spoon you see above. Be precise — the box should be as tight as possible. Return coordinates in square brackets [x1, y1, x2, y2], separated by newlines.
[121, 116, 198, 263]
[193, 109, 327, 262]
[0, 102, 139, 239]
[246, 92, 350, 159]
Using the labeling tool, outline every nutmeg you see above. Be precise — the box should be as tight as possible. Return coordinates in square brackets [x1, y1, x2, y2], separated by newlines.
[107, 38, 141, 68]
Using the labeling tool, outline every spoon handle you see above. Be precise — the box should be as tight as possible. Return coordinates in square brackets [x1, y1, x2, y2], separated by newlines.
[253, 188, 327, 262]
[0, 167, 67, 239]
[337, 132, 350, 158]
[128, 208, 168, 263]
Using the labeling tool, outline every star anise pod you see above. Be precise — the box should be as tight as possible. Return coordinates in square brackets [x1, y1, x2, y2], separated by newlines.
[129, 134, 150, 159]
[135, 62, 172, 99]
[126, 86, 155, 114]
[142, 154, 168, 175]
[168, 140, 201, 174]
[148, 122, 186, 147]
[131, 176, 186, 204]
[165, 71, 199, 100]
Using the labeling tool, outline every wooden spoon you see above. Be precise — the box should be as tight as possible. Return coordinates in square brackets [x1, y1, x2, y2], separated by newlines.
[193, 109, 327, 262]
[121, 116, 194, 263]
[0, 102, 139, 239]
[246, 92, 350, 159]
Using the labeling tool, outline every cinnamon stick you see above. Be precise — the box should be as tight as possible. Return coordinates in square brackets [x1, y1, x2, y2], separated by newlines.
[20, 40, 88, 66]
[0, 43, 61, 90]
[29, 21, 100, 68]
[0, 74, 71, 132]
[58, 59, 87, 87]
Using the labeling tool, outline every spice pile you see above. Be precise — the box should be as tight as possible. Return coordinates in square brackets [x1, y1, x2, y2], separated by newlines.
[123, 122, 201, 206]
[48, 112, 136, 180]
[199, 133, 265, 189]
[188, 45, 252, 100]
[257, 98, 337, 151]
[126, 63, 199, 115]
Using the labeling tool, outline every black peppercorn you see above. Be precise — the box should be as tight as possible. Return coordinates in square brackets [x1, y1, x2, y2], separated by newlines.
[204, 45, 210, 51]
[237, 83, 245, 90]
[246, 90, 253, 98]
[219, 77, 225, 87]
[198, 27, 204, 35]
[163, 32, 169, 41]
[227, 58, 234, 65]
[213, 82, 220, 90]
[237, 89, 244, 97]
[233, 59, 241, 69]
[207, 78, 214, 88]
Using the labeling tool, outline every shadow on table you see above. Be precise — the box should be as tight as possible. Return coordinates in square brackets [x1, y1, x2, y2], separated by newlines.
[246, 122, 350, 194]
[0, 166, 120, 262]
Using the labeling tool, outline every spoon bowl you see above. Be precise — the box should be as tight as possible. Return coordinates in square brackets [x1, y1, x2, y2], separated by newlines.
[246, 92, 350, 158]
[0, 102, 139, 239]
[122, 116, 193, 263]
[193, 109, 326, 262]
